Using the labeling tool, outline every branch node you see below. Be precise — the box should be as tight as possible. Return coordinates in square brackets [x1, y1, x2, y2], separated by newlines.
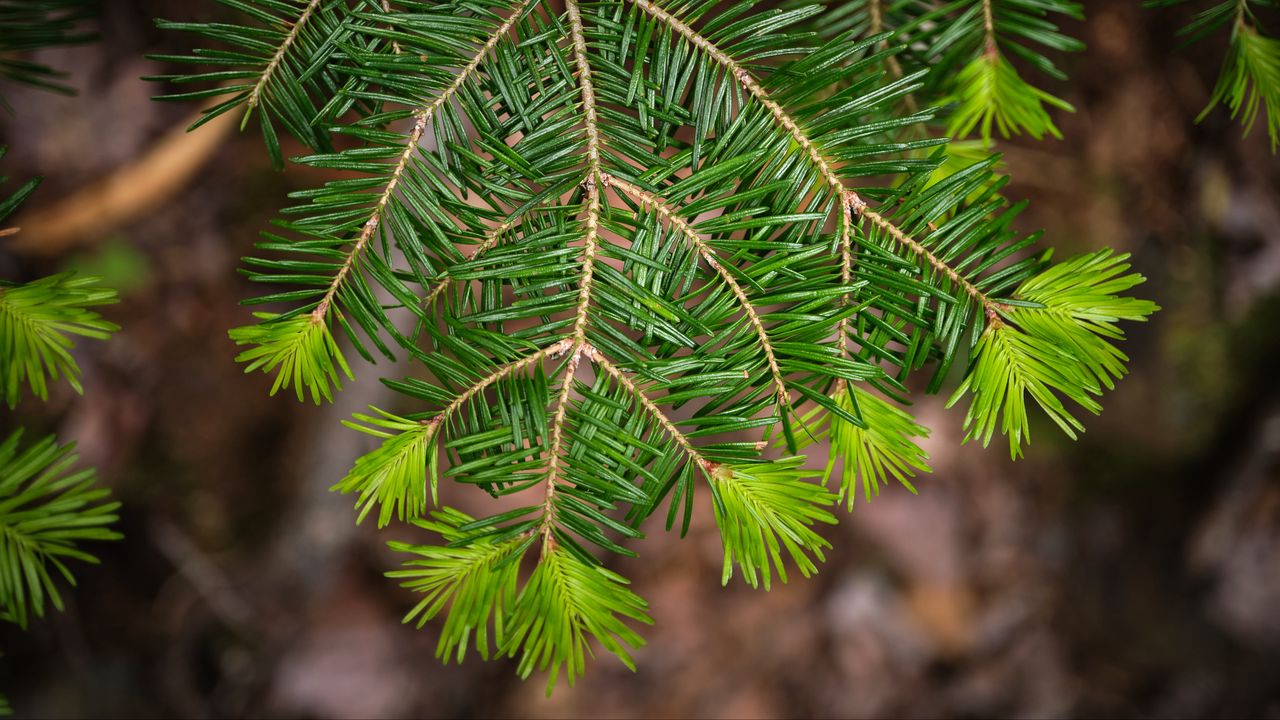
[845, 191, 868, 216]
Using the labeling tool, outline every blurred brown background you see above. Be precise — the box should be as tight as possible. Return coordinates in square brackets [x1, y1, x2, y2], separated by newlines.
[2, 1, 1279, 717]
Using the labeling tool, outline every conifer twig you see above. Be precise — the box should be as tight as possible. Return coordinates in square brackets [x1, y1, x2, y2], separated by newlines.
[420, 210, 528, 309]
[149, 0, 1158, 690]
[427, 339, 574, 431]
[585, 345, 717, 476]
[627, 0, 1004, 324]
[246, 0, 323, 113]
[837, 198, 855, 372]
[539, 0, 606, 546]
[310, 0, 532, 322]
[607, 175, 791, 408]
[982, 0, 997, 54]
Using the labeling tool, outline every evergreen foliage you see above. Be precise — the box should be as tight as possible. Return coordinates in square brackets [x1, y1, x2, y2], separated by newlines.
[948, 250, 1157, 458]
[154, 0, 1158, 689]
[798, 0, 1085, 144]
[708, 457, 837, 590]
[0, 169, 119, 638]
[0, 0, 97, 97]
[1148, 0, 1280, 150]
[0, 272, 119, 408]
[1, 156, 119, 412]
[149, 0, 390, 167]
[794, 383, 930, 510]
[0, 9, 122, 710]
[0, 430, 121, 629]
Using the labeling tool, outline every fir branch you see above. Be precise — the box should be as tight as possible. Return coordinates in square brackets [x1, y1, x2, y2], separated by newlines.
[945, 50, 1074, 142]
[608, 176, 791, 409]
[336, 408, 439, 526]
[313, 0, 535, 325]
[586, 346, 713, 476]
[149, 0, 384, 165]
[855, 196, 1009, 324]
[1149, 0, 1280, 148]
[229, 312, 352, 404]
[0, 0, 96, 98]
[1214, 22, 1280, 150]
[0, 274, 118, 408]
[795, 384, 931, 510]
[429, 339, 572, 430]
[629, 0, 846, 193]
[246, 0, 323, 115]
[708, 457, 837, 590]
[155, 0, 1159, 689]
[388, 508, 527, 662]
[948, 250, 1158, 458]
[420, 212, 522, 310]
[2, 11, 121, 714]
[503, 543, 651, 693]
[626, 0, 1008, 325]
[537, 0, 603, 547]
[837, 188, 856, 363]
[805, 0, 1085, 143]
[0, 430, 121, 629]
[229, 0, 545, 400]
[309, 113, 425, 323]
[982, 0, 997, 50]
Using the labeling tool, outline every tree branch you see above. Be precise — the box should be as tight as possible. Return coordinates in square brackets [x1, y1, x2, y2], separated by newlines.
[311, 0, 533, 322]
[247, 0, 323, 113]
[539, 0, 607, 547]
[420, 209, 529, 310]
[852, 195, 1006, 323]
[628, 0, 845, 191]
[627, 0, 1005, 325]
[427, 339, 574, 432]
[606, 175, 790, 408]
[837, 198, 854, 369]
[584, 345, 715, 477]
[982, 0, 997, 54]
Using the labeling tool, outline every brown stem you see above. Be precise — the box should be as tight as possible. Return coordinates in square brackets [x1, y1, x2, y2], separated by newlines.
[247, 0, 323, 112]
[421, 211, 526, 310]
[607, 175, 791, 406]
[309, 0, 531, 323]
[982, 0, 997, 54]
[586, 345, 713, 477]
[538, 0, 607, 543]
[628, 0, 1004, 326]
